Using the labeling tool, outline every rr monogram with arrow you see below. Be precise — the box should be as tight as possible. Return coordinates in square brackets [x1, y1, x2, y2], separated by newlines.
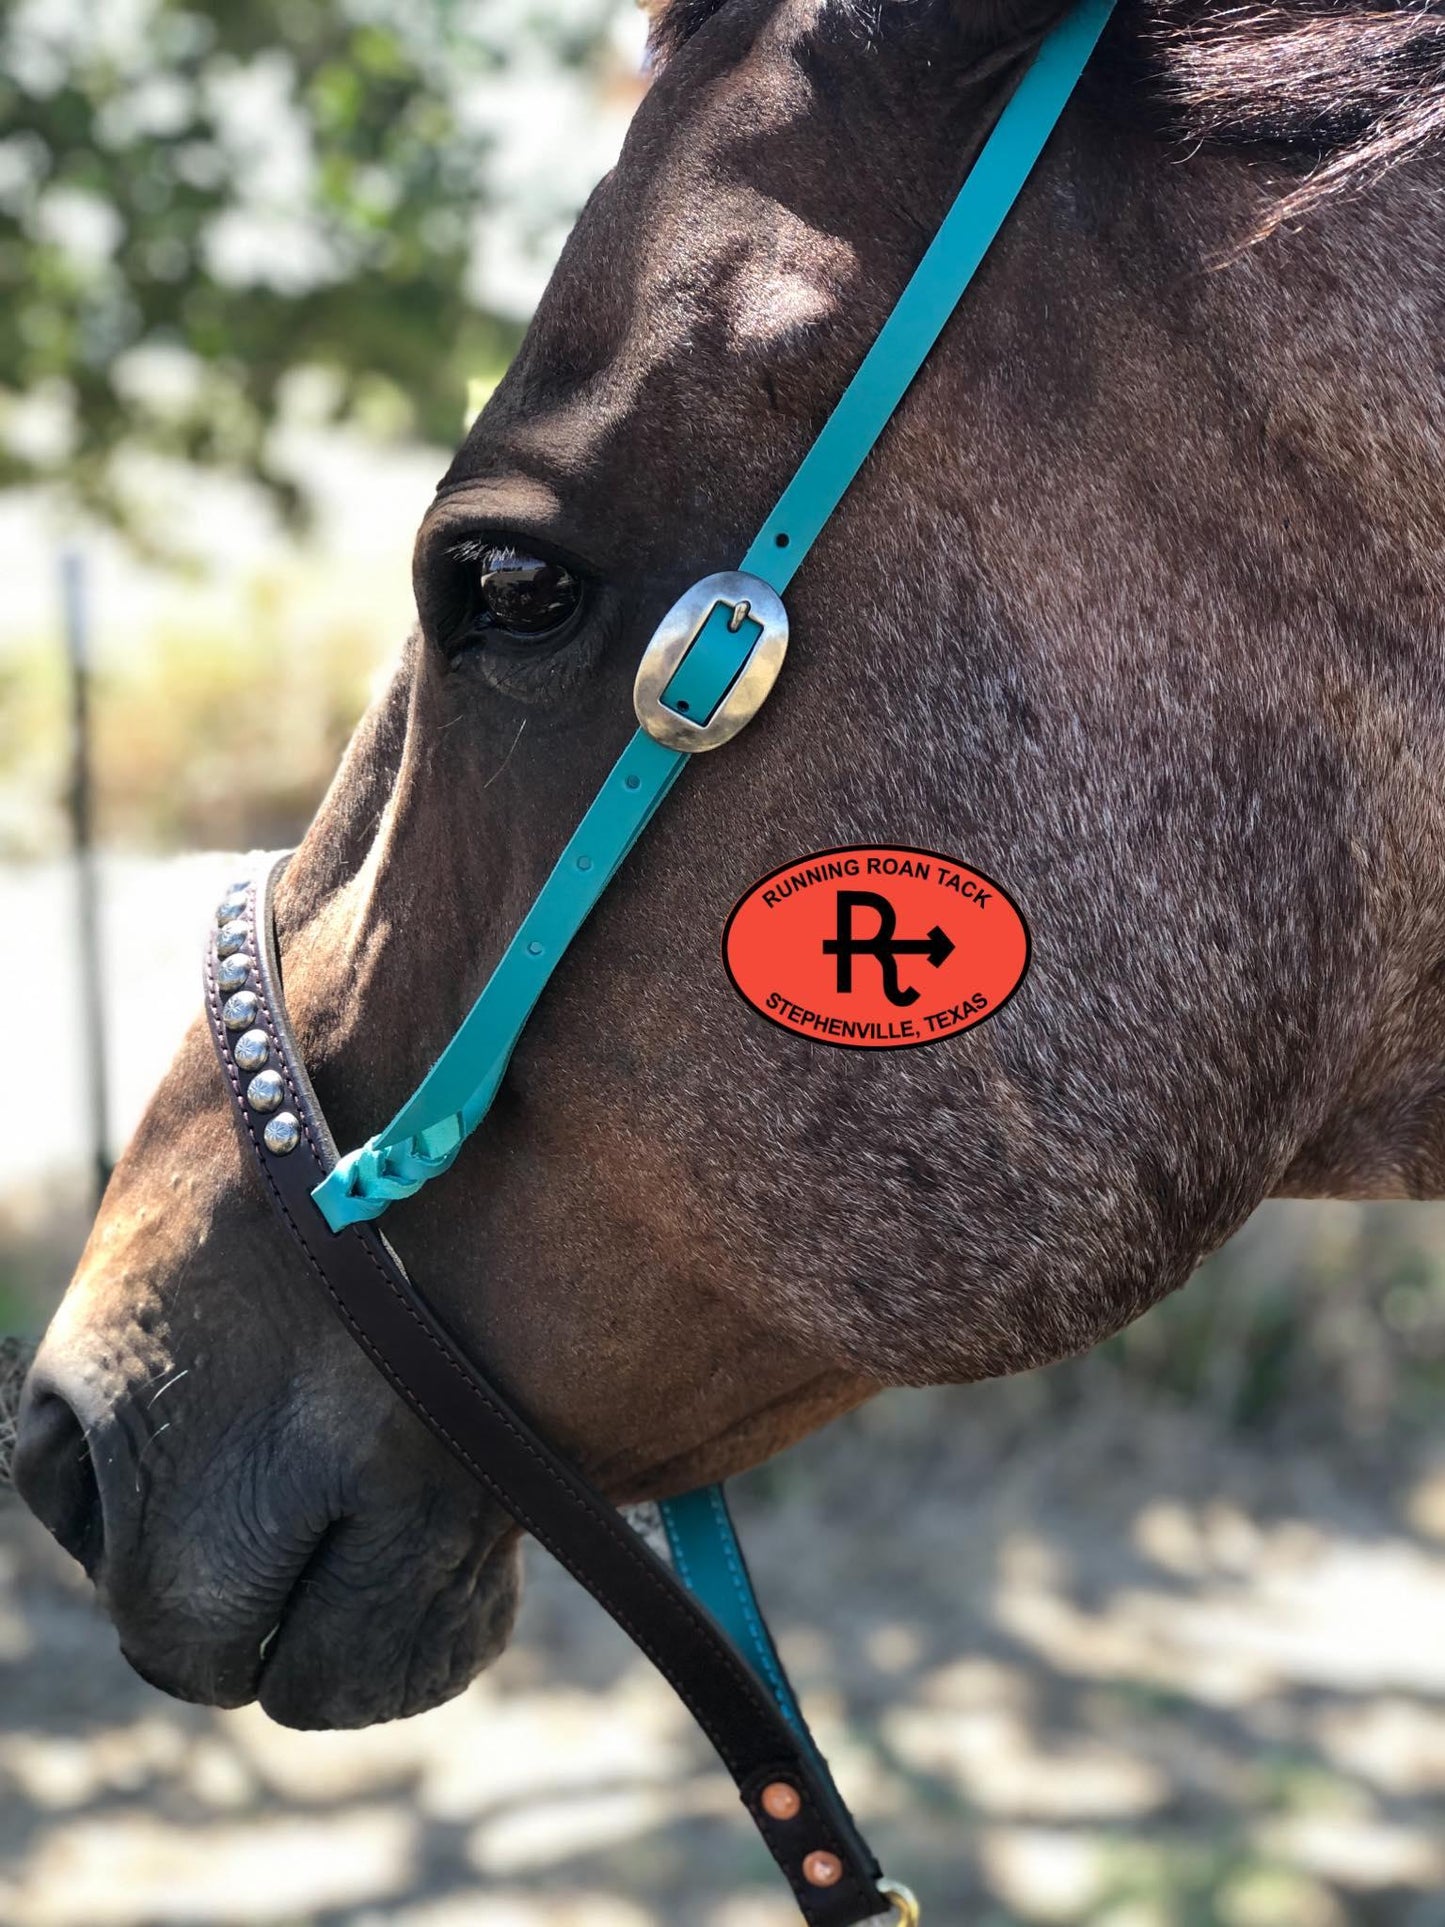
[823, 892, 957, 1006]
[723, 845, 1032, 1052]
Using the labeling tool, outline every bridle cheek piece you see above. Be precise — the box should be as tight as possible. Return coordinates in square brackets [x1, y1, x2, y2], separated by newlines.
[202, 7, 1112, 1921]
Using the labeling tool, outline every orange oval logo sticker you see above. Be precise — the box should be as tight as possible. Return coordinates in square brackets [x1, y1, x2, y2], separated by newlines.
[723, 845, 1030, 1050]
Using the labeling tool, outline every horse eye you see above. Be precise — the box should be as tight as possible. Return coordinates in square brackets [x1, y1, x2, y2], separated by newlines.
[469, 546, 583, 642]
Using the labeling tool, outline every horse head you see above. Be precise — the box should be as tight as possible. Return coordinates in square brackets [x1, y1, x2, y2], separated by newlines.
[17, 0, 1445, 1730]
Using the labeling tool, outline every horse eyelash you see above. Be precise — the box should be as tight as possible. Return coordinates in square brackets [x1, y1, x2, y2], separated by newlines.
[451, 538, 521, 567]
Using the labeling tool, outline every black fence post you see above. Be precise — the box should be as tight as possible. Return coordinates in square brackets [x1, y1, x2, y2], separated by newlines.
[61, 549, 111, 1209]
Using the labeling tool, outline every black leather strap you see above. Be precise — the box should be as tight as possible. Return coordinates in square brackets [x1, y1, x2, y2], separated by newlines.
[204, 855, 890, 1926]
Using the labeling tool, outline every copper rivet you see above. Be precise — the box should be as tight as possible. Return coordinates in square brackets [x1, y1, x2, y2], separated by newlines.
[761, 1782, 801, 1822]
[803, 1852, 843, 1889]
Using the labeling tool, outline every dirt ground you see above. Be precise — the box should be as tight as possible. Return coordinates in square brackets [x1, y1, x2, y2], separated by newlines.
[3, 1380, 1444, 1927]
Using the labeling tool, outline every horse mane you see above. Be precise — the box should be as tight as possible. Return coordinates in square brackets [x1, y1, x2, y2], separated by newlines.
[646, 0, 1445, 238]
[1148, 1, 1445, 234]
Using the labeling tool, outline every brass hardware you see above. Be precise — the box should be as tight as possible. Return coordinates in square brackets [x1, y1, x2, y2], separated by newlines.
[761, 1781, 802, 1821]
[802, 1850, 843, 1888]
[879, 1879, 920, 1925]
[634, 571, 788, 752]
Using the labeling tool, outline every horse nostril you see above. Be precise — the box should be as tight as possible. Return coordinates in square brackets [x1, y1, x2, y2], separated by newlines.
[13, 1386, 106, 1576]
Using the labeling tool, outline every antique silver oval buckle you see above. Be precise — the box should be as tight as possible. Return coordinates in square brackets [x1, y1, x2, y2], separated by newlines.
[633, 570, 789, 753]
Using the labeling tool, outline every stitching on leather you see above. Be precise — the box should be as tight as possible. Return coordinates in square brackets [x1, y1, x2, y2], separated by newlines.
[743, 1766, 879, 1918]
[706, 1485, 798, 1725]
[251, 892, 326, 1166]
[204, 891, 875, 1921]
[662, 1511, 697, 1591]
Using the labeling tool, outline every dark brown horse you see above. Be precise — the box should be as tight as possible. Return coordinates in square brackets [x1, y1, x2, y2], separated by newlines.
[16, 0, 1445, 1743]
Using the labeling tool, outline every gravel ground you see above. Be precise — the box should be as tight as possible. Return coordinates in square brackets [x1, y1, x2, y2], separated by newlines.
[3, 1383, 1444, 1927]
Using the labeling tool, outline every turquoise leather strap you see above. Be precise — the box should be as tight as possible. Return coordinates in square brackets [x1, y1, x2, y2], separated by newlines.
[659, 1485, 813, 1739]
[312, 0, 1113, 1233]
[314, 731, 688, 1224]
[741, 0, 1113, 593]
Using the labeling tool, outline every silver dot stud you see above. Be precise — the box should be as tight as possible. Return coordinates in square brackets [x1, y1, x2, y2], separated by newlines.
[233, 1029, 270, 1073]
[216, 892, 248, 926]
[217, 921, 248, 959]
[216, 953, 250, 995]
[222, 990, 260, 1031]
[246, 1069, 285, 1114]
[263, 1112, 302, 1156]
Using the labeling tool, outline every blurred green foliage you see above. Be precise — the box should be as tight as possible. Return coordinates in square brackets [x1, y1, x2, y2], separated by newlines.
[1096, 1202, 1445, 1442]
[0, 0, 621, 546]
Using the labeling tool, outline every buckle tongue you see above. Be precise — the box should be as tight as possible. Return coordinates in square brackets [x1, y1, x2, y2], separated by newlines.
[634, 570, 788, 752]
